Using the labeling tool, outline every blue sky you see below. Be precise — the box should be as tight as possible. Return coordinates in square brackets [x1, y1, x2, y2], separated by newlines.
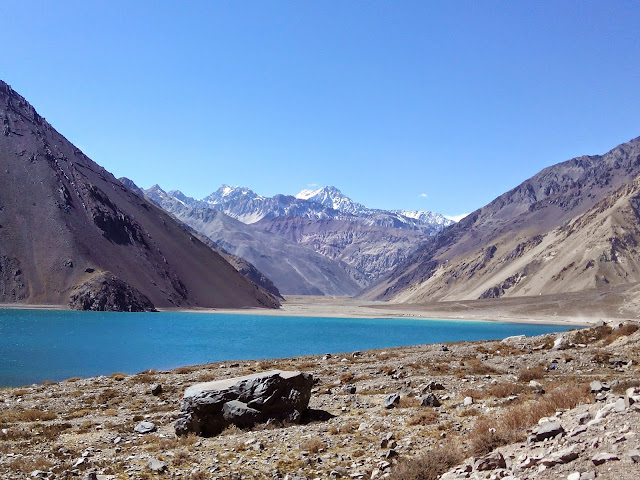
[1, 1, 638, 217]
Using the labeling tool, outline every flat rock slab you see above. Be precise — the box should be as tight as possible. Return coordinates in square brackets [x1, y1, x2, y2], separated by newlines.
[175, 370, 313, 437]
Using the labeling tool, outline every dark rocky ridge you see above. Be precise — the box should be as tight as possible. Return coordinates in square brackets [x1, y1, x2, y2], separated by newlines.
[0, 80, 279, 310]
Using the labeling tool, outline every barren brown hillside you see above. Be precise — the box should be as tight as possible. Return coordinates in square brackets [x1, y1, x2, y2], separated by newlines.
[0, 80, 279, 310]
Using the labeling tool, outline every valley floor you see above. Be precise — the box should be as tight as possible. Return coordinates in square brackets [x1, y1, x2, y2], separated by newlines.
[184, 286, 640, 327]
[1, 321, 639, 479]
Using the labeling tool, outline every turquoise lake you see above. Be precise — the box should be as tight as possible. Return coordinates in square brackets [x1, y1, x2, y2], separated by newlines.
[0, 309, 578, 387]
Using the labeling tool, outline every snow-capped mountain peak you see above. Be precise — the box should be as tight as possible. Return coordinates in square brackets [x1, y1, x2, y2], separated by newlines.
[295, 186, 366, 216]
[204, 185, 261, 205]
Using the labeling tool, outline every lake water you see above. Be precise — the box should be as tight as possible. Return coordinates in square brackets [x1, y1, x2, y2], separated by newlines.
[0, 309, 578, 387]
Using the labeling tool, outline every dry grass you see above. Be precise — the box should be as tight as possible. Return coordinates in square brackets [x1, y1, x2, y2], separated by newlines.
[0, 408, 56, 424]
[300, 437, 326, 453]
[461, 382, 526, 400]
[406, 410, 439, 426]
[517, 365, 545, 382]
[175, 365, 199, 374]
[455, 357, 499, 376]
[398, 396, 420, 408]
[340, 372, 355, 384]
[392, 444, 464, 480]
[570, 323, 639, 346]
[468, 382, 591, 456]
[8, 455, 53, 473]
[109, 372, 127, 381]
[612, 378, 640, 394]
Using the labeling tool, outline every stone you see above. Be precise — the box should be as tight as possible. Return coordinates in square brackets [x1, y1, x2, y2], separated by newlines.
[567, 473, 580, 480]
[552, 336, 566, 350]
[625, 387, 639, 407]
[539, 446, 579, 467]
[590, 380, 609, 393]
[578, 412, 592, 424]
[419, 393, 441, 407]
[580, 473, 596, 480]
[529, 380, 543, 388]
[148, 458, 168, 472]
[343, 385, 357, 394]
[385, 449, 398, 459]
[591, 452, 619, 465]
[614, 397, 626, 412]
[529, 421, 564, 442]
[463, 396, 474, 406]
[175, 370, 313, 436]
[474, 451, 506, 471]
[30, 472, 47, 479]
[383, 393, 400, 409]
[425, 381, 445, 391]
[629, 449, 640, 463]
[134, 421, 157, 434]
[151, 383, 162, 396]
[502, 335, 526, 343]
[81, 474, 98, 480]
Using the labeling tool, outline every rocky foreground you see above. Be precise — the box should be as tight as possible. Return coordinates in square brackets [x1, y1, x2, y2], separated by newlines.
[1, 321, 639, 480]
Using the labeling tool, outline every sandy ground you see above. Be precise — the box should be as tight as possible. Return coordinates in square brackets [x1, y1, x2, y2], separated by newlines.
[170, 294, 621, 326]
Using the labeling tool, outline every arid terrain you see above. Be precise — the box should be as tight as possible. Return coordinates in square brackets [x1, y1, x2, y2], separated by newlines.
[1, 318, 639, 480]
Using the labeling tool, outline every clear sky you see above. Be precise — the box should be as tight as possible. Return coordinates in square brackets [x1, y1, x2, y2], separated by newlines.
[1, 1, 638, 218]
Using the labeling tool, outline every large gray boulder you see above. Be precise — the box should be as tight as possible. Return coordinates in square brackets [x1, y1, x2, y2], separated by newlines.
[175, 370, 313, 436]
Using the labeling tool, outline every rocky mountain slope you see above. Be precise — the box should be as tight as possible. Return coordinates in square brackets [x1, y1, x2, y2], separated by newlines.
[364, 136, 640, 303]
[256, 216, 429, 283]
[1, 320, 638, 480]
[143, 185, 364, 296]
[142, 185, 451, 294]
[0, 80, 279, 311]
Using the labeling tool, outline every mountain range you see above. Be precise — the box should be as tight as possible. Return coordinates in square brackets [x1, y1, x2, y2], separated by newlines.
[140, 184, 452, 296]
[0, 80, 279, 311]
[364, 136, 640, 308]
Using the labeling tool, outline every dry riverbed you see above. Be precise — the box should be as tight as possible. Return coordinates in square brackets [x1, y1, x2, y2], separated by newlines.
[1, 322, 639, 480]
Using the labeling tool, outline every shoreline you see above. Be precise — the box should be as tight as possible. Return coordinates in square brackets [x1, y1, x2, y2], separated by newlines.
[160, 296, 600, 327]
[0, 296, 619, 326]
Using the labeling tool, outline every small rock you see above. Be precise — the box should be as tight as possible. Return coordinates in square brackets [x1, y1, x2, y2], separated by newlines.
[81, 474, 98, 480]
[463, 396, 473, 406]
[343, 385, 357, 394]
[383, 393, 400, 409]
[578, 412, 592, 424]
[134, 421, 157, 434]
[441, 345, 449, 352]
[474, 451, 506, 471]
[30, 472, 47, 479]
[425, 381, 445, 391]
[529, 421, 564, 442]
[614, 398, 626, 412]
[419, 393, 441, 407]
[629, 449, 640, 463]
[625, 387, 639, 407]
[580, 473, 596, 480]
[540, 446, 579, 467]
[567, 473, 580, 480]
[590, 381, 609, 393]
[151, 383, 162, 396]
[148, 458, 168, 472]
[529, 380, 543, 388]
[591, 452, 619, 465]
